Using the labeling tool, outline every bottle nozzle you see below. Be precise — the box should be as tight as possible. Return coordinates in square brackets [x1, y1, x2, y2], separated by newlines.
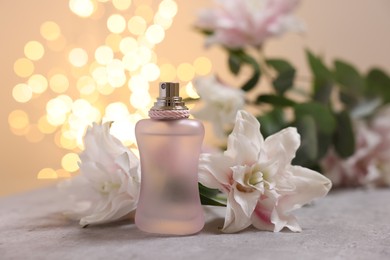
[159, 82, 179, 98]
[150, 82, 188, 111]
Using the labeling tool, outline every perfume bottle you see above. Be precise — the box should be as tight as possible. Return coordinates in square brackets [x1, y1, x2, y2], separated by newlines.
[135, 82, 205, 235]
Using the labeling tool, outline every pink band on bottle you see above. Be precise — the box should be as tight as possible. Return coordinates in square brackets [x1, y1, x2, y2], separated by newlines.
[149, 109, 190, 120]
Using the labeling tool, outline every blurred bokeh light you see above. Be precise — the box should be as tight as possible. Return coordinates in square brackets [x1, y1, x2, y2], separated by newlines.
[8, 0, 212, 180]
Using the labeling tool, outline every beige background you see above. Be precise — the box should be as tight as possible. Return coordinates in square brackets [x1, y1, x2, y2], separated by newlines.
[1, 0, 390, 197]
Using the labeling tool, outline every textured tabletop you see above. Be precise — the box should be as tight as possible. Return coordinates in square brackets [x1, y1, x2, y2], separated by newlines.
[0, 187, 389, 260]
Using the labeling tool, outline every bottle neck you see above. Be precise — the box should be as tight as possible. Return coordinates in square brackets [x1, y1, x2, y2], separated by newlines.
[149, 82, 189, 119]
[148, 109, 190, 120]
[150, 96, 188, 111]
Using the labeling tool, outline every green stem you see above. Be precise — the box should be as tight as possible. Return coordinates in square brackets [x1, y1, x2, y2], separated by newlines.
[256, 47, 274, 83]
[295, 75, 313, 83]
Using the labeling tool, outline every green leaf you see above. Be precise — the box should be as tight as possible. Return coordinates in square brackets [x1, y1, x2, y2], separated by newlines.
[273, 70, 296, 95]
[333, 60, 365, 110]
[227, 49, 261, 92]
[293, 102, 336, 165]
[313, 78, 333, 104]
[306, 50, 334, 103]
[199, 194, 226, 207]
[257, 108, 285, 138]
[256, 94, 296, 107]
[366, 68, 390, 103]
[266, 59, 296, 95]
[294, 102, 336, 135]
[292, 115, 318, 167]
[334, 60, 365, 94]
[306, 50, 333, 80]
[198, 183, 219, 197]
[198, 183, 226, 207]
[228, 53, 241, 75]
[339, 91, 359, 110]
[317, 132, 333, 160]
[333, 110, 355, 158]
[266, 59, 293, 72]
[242, 69, 261, 92]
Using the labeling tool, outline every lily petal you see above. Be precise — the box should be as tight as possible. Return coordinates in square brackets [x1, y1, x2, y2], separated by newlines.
[231, 165, 262, 217]
[277, 165, 332, 214]
[58, 122, 140, 226]
[251, 197, 275, 232]
[263, 127, 300, 165]
[199, 153, 234, 191]
[192, 76, 245, 138]
[222, 191, 252, 233]
[271, 206, 302, 232]
[226, 110, 264, 164]
[198, 109, 331, 233]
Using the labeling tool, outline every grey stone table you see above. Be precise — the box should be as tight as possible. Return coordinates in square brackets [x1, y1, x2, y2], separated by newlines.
[0, 187, 389, 260]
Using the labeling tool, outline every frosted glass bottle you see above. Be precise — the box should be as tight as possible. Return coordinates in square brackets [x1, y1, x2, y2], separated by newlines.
[135, 82, 205, 235]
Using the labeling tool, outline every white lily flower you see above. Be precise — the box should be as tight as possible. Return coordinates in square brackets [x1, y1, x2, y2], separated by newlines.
[195, 0, 304, 49]
[192, 76, 245, 138]
[58, 122, 140, 226]
[199, 110, 332, 233]
[322, 105, 390, 187]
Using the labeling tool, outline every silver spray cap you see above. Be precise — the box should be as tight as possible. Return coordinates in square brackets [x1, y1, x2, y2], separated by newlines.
[150, 82, 188, 111]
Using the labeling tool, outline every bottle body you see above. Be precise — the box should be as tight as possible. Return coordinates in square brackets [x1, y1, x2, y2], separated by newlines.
[135, 118, 205, 235]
